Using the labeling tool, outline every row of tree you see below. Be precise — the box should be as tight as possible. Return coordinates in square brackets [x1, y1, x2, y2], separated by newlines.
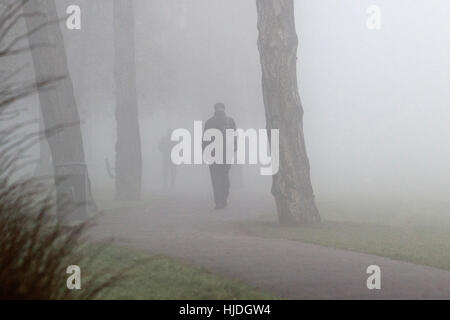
[21, 0, 320, 225]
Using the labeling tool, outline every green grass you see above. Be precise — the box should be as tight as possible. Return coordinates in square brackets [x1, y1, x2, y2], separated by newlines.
[237, 219, 450, 271]
[237, 197, 450, 271]
[83, 246, 275, 300]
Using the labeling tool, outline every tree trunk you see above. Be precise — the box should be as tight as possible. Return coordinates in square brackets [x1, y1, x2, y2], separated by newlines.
[24, 0, 94, 221]
[113, 0, 142, 200]
[33, 116, 53, 178]
[256, 0, 320, 225]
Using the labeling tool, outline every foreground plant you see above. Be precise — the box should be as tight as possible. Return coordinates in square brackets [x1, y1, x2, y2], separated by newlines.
[0, 174, 129, 299]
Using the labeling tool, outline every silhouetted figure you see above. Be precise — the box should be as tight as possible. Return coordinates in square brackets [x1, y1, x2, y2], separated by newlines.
[203, 103, 236, 209]
[159, 129, 177, 190]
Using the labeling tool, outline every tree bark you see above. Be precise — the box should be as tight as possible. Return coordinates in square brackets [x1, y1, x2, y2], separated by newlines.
[113, 0, 142, 200]
[256, 0, 320, 225]
[33, 116, 53, 178]
[24, 0, 94, 220]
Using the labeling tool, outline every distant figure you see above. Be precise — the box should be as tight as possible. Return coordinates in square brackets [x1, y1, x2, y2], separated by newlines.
[159, 129, 177, 190]
[203, 103, 236, 209]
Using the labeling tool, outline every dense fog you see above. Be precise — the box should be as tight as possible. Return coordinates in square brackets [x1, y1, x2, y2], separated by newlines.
[11, 0, 450, 214]
[2, 0, 449, 301]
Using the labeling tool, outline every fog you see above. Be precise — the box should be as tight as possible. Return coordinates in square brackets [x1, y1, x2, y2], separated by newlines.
[6, 0, 447, 213]
[2, 0, 450, 300]
[52, 1, 448, 199]
[297, 1, 450, 200]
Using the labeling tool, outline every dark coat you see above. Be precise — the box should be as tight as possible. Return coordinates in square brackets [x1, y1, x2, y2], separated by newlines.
[203, 110, 236, 163]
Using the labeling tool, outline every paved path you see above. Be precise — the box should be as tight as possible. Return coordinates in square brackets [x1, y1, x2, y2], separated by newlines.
[91, 194, 450, 299]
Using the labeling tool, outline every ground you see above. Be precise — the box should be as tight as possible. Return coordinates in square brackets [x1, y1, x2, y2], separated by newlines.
[90, 191, 450, 300]
[83, 246, 275, 300]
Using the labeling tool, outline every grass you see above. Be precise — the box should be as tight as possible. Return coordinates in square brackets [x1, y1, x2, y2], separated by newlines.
[238, 220, 450, 271]
[87, 246, 276, 300]
[237, 196, 450, 271]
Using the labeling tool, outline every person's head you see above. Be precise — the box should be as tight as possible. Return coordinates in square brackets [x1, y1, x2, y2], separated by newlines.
[214, 102, 226, 111]
[214, 102, 226, 116]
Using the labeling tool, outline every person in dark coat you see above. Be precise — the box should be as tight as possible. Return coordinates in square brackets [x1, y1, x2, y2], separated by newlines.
[203, 103, 236, 209]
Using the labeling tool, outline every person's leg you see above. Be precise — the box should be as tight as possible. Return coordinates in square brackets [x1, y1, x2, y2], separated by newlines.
[223, 164, 231, 204]
[214, 164, 230, 208]
[209, 165, 220, 207]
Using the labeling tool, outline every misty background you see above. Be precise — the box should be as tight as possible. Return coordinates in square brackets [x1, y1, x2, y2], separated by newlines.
[1, 0, 449, 300]
[14, 0, 450, 208]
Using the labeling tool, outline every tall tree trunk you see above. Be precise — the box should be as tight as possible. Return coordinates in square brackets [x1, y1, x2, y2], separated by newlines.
[113, 0, 142, 200]
[256, 0, 320, 225]
[33, 116, 53, 178]
[24, 0, 94, 221]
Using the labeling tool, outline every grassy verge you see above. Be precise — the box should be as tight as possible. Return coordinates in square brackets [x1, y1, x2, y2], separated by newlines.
[85, 246, 275, 300]
[237, 220, 450, 271]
